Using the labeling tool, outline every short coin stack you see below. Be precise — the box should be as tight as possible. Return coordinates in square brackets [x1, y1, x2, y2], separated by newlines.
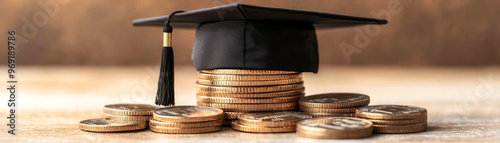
[356, 105, 427, 133]
[299, 93, 370, 117]
[196, 69, 305, 124]
[149, 106, 224, 133]
[79, 103, 157, 132]
[103, 103, 158, 122]
[297, 117, 373, 139]
[232, 111, 311, 133]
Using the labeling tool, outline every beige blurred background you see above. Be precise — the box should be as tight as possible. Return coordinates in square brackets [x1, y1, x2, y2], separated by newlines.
[1, 0, 499, 66]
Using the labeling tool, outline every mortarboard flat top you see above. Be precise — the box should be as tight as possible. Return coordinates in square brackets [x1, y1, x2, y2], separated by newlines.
[133, 3, 387, 28]
[133, 3, 387, 73]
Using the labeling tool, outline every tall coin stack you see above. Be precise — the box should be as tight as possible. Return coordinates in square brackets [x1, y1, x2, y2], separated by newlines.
[196, 69, 305, 125]
[356, 105, 427, 133]
[149, 106, 224, 133]
[299, 93, 370, 117]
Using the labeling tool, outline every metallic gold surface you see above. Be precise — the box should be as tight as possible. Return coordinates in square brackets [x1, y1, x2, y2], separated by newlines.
[103, 103, 158, 116]
[197, 88, 304, 98]
[356, 105, 427, 120]
[364, 116, 427, 125]
[163, 32, 172, 47]
[149, 118, 223, 128]
[373, 122, 427, 133]
[79, 118, 147, 132]
[199, 69, 298, 75]
[196, 83, 304, 94]
[298, 93, 370, 108]
[224, 112, 247, 119]
[296, 129, 373, 139]
[149, 124, 222, 134]
[198, 73, 302, 81]
[296, 117, 373, 139]
[231, 120, 296, 133]
[196, 78, 303, 86]
[197, 102, 298, 112]
[153, 106, 224, 123]
[307, 112, 357, 118]
[300, 106, 364, 113]
[197, 94, 302, 104]
[104, 113, 151, 122]
[237, 111, 311, 127]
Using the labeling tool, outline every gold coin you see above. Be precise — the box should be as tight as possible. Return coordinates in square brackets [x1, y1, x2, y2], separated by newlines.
[197, 102, 298, 112]
[149, 124, 222, 134]
[199, 69, 298, 75]
[149, 118, 223, 128]
[231, 120, 296, 133]
[79, 118, 147, 132]
[297, 117, 373, 139]
[238, 111, 311, 127]
[197, 78, 303, 86]
[373, 122, 427, 133]
[197, 88, 304, 98]
[196, 83, 304, 94]
[153, 106, 224, 123]
[224, 112, 247, 119]
[198, 73, 301, 81]
[299, 93, 370, 108]
[364, 116, 427, 125]
[105, 113, 150, 121]
[297, 129, 373, 139]
[307, 112, 356, 118]
[300, 106, 364, 113]
[197, 94, 302, 104]
[103, 103, 158, 116]
[356, 105, 427, 120]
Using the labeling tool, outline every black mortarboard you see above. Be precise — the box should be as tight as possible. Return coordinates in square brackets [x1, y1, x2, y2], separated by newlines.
[132, 3, 388, 106]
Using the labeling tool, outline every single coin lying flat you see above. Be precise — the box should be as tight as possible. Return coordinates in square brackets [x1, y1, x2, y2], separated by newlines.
[237, 111, 312, 127]
[103, 103, 158, 116]
[355, 105, 427, 120]
[297, 117, 373, 139]
[299, 93, 370, 108]
[153, 106, 224, 123]
[79, 118, 147, 132]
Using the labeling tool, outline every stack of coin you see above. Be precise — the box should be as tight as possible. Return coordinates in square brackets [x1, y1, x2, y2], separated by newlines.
[231, 111, 311, 133]
[79, 103, 156, 132]
[149, 106, 224, 133]
[103, 103, 158, 122]
[297, 117, 373, 139]
[356, 105, 427, 133]
[196, 69, 305, 124]
[299, 93, 370, 117]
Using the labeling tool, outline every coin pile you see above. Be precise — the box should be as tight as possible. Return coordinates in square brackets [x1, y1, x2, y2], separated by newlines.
[299, 93, 370, 117]
[149, 106, 224, 133]
[79, 103, 157, 132]
[231, 111, 311, 133]
[297, 117, 373, 139]
[356, 105, 427, 133]
[196, 69, 305, 124]
[104, 103, 158, 122]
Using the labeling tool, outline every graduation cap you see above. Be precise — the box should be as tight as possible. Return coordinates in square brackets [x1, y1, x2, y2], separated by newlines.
[132, 3, 388, 106]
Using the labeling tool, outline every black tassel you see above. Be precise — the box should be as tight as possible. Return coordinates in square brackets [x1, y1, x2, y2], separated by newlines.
[156, 11, 184, 106]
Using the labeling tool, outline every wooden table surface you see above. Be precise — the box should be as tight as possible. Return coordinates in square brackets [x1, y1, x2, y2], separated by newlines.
[1, 66, 500, 142]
